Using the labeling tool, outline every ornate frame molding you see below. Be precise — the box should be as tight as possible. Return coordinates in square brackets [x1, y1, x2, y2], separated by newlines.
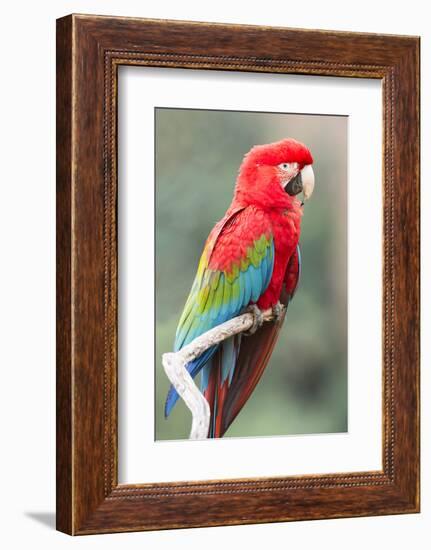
[57, 15, 419, 534]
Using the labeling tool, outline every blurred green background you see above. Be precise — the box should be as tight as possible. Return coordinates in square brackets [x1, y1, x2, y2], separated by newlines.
[155, 108, 347, 440]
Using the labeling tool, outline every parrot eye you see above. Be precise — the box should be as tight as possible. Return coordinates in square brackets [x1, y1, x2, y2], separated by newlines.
[278, 162, 297, 171]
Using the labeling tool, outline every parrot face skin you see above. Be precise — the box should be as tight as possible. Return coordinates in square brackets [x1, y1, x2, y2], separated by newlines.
[165, 138, 314, 437]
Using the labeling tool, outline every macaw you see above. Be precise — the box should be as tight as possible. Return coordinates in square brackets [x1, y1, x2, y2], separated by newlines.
[164, 138, 315, 437]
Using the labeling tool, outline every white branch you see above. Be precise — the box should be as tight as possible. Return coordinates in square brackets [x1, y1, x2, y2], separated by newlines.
[162, 307, 283, 440]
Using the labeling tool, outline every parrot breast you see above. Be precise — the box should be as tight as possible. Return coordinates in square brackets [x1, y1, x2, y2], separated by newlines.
[257, 203, 302, 310]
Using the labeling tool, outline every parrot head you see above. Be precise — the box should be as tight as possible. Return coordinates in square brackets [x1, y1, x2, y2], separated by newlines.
[234, 138, 314, 208]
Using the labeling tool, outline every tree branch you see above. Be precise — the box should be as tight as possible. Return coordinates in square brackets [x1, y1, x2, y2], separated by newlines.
[162, 306, 283, 440]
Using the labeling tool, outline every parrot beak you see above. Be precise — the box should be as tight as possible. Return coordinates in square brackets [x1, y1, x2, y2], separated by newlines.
[284, 164, 315, 205]
[300, 164, 315, 205]
[284, 172, 303, 196]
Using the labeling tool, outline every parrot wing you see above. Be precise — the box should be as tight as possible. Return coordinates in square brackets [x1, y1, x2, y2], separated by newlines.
[164, 205, 275, 417]
[205, 245, 302, 437]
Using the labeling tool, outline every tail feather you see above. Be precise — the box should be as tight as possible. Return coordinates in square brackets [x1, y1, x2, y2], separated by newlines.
[220, 313, 286, 436]
[202, 336, 241, 438]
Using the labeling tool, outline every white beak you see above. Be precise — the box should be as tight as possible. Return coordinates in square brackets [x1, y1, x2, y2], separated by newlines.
[301, 164, 315, 202]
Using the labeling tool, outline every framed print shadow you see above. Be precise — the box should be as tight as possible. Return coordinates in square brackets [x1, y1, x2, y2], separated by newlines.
[56, 14, 420, 535]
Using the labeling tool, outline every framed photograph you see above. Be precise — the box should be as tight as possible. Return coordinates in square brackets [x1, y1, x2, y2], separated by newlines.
[56, 14, 420, 534]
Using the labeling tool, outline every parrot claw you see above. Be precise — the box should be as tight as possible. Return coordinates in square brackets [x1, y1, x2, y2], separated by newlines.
[272, 301, 285, 322]
[244, 304, 264, 336]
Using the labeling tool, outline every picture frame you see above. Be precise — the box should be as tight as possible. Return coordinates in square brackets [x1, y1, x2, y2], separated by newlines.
[56, 14, 420, 535]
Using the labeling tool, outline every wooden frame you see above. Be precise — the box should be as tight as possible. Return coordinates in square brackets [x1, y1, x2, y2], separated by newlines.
[56, 14, 420, 535]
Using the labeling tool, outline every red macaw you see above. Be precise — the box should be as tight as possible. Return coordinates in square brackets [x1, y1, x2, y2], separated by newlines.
[165, 138, 315, 437]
